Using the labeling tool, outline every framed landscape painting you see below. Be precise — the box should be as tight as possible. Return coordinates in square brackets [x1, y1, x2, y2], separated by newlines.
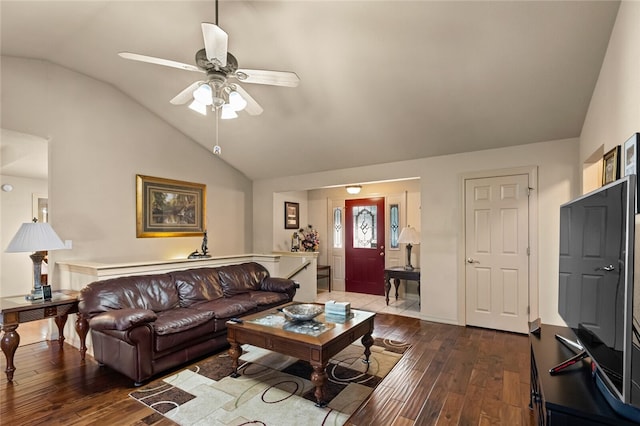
[136, 174, 206, 237]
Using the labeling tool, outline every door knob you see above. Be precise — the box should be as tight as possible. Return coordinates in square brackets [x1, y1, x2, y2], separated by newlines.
[466, 257, 480, 264]
[380, 252, 385, 256]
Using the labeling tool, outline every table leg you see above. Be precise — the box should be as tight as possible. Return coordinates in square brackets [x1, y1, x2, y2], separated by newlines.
[310, 363, 328, 407]
[228, 342, 243, 378]
[393, 278, 400, 301]
[384, 272, 391, 305]
[54, 314, 68, 348]
[76, 314, 89, 360]
[1, 324, 19, 382]
[361, 331, 374, 367]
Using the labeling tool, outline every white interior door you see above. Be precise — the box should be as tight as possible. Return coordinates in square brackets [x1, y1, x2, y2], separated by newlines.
[465, 174, 529, 333]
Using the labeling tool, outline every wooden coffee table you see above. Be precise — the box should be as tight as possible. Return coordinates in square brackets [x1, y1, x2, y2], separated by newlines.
[226, 303, 375, 407]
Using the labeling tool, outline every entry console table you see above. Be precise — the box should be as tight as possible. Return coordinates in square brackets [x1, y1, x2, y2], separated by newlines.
[530, 324, 638, 425]
[384, 267, 420, 305]
[0, 290, 89, 381]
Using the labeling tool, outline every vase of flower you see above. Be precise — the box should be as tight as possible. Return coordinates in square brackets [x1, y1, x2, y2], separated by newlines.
[299, 225, 319, 252]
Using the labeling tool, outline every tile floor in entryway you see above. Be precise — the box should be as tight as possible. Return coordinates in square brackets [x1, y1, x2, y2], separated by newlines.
[314, 289, 422, 319]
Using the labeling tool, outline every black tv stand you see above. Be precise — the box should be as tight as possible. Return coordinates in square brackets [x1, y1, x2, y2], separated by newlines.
[530, 324, 639, 425]
[549, 334, 588, 375]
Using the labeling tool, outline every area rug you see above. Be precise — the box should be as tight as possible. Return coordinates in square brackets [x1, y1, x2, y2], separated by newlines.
[130, 338, 410, 426]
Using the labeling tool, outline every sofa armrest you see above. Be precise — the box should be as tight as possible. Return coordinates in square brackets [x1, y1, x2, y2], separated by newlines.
[260, 277, 297, 300]
[89, 308, 157, 331]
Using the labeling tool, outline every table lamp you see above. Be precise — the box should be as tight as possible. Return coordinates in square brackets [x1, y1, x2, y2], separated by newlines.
[398, 226, 420, 270]
[5, 218, 66, 300]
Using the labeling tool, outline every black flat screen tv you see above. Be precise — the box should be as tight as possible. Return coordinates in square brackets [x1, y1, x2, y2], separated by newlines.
[558, 175, 640, 420]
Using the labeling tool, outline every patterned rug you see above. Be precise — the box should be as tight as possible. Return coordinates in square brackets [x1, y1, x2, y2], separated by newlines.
[130, 338, 410, 425]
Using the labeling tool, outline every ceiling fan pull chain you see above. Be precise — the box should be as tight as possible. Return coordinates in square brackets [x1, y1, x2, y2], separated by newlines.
[213, 106, 222, 156]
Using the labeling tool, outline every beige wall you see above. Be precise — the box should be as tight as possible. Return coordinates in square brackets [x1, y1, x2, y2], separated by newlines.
[1, 57, 253, 292]
[273, 190, 308, 253]
[580, 1, 639, 170]
[254, 137, 579, 325]
[0, 175, 48, 297]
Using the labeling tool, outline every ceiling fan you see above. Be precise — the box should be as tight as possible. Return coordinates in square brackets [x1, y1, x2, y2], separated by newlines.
[118, 7, 299, 119]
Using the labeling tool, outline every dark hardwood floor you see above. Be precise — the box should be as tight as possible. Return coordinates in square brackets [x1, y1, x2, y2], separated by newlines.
[1, 314, 532, 425]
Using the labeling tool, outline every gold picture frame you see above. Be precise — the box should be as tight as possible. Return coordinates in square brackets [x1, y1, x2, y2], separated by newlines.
[602, 146, 621, 186]
[136, 174, 206, 237]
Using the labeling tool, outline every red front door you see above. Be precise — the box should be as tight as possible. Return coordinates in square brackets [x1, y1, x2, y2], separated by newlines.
[345, 198, 385, 295]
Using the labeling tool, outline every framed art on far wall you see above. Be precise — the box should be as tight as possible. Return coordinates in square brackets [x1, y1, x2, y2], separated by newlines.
[623, 133, 640, 177]
[284, 201, 299, 229]
[623, 132, 640, 214]
[602, 146, 621, 186]
[136, 174, 206, 237]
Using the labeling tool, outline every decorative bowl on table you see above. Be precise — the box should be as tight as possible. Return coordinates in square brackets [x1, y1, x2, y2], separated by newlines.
[282, 304, 324, 321]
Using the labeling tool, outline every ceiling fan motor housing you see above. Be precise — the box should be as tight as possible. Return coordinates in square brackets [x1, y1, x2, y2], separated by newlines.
[196, 48, 238, 74]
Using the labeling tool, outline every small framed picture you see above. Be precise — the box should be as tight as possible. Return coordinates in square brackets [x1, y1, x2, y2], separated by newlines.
[602, 146, 621, 186]
[623, 133, 640, 177]
[284, 202, 299, 229]
[42, 285, 52, 301]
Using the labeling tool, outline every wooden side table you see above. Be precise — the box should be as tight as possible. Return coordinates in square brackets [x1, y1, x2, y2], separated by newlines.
[0, 290, 89, 381]
[384, 267, 420, 305]
[317, 264, 331, 292]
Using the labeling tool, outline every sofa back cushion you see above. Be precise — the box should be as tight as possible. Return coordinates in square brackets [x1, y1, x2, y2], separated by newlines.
[170, 268, 224, 307]
[79, 273, 179, 318]
[217, 262, 269, 297]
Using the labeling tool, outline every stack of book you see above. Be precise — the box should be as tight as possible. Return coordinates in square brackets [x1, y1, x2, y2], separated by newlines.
[324, 300, 351, 318]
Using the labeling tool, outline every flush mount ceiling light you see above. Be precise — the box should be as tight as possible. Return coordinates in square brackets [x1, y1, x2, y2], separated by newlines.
[346, 185, 362, 195]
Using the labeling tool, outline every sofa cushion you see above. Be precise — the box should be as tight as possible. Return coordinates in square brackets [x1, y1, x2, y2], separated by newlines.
[191, 298, 258, 319]
[153, 308, 214, 336]
[234, 291, 290, 307]
[89, 309, 157, 331]
[171, 268, 224, 307]
[217, 262, 269, 297]
[154, 319, 216, 353]
[79, 273, 179, 316]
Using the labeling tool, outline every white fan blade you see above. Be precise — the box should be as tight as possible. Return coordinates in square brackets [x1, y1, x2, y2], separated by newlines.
[233, 84, 263, 116]
[118, 52, 203, 73]
[201, 23, 228, 67]
[235, 69, 300, 87]
[170, 81, 204, 105]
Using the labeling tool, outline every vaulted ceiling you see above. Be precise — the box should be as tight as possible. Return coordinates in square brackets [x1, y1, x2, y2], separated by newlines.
[0, 1, 620, 180]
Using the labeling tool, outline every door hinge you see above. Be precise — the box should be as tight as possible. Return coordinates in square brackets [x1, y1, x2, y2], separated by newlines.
[527, 186, 534, 196]
[527, 247, 530, 256]
[527, 306, 530, 315]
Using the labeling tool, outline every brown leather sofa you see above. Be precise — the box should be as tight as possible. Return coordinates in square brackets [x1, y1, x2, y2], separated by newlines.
[78, 262, 296, 385]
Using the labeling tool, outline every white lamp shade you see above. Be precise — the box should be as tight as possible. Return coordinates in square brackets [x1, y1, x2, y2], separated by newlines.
[398, 226, 420, 245]
[188, 99, 208, 115]
[220, 103, 238, 119]
[193, 83, 213, 105]
[228, 91, 247, 111]
[5, 222, 66, 253]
